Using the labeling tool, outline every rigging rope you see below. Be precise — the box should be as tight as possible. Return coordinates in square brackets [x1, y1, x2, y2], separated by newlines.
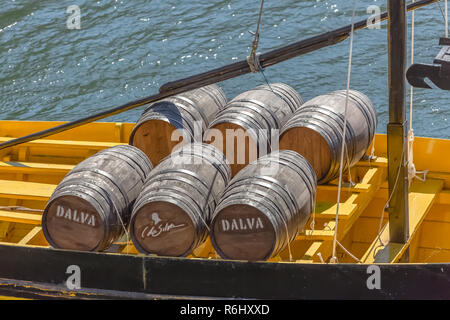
[408, 0, 429, 185]
[245, 0, 295, 261]
[330, 0, 358, 264]
[446, 0, 449, 37]
[247, 0, 265, 73]
[437, 0, 449, 36]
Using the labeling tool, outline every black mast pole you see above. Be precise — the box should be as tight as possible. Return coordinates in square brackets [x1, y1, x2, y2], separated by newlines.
[387, 0, 409, 260]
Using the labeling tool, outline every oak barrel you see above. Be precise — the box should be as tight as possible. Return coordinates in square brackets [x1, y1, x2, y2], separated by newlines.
[129, 84, 227, 166]
[279, 90, 377, 184]
[210, 150, 317, 261]
[130, 143, 231, 257]
[42, 145, 153, 252]
[204, 83, 303, 177]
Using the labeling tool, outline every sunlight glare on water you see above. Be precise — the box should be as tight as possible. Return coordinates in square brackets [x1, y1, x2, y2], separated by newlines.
[0, 0, 449, 138]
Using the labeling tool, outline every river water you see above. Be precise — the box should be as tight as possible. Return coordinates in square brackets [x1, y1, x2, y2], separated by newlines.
[0, 0, 449, 138]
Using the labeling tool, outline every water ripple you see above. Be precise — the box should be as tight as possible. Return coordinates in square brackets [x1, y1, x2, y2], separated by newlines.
[0, 0, 449, 138]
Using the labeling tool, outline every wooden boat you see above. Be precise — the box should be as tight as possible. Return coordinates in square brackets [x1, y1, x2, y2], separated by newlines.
[0, 121, 449, 299]
[1, 0, 449, 300]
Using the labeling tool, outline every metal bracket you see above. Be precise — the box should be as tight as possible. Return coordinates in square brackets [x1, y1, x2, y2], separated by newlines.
[406, 38, 450, 90]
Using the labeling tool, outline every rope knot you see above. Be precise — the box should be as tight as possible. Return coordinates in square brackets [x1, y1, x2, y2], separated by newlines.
[247, 52, 263, 73]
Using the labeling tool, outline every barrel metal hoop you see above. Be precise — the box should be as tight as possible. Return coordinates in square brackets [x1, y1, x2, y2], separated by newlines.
[163, 153, 230, 185]
[269, 157, 316, 206]
[169, 150, 231, 184]
[147, 168, 219, 202]
[214, 104, 271, 131]
[101, 145, 153, 176]
[142, 174, 217, 207]
[172, 95, 210, 128]
[197, 86, 227, 112]
[254, 85, 296, 114]
[230, 98, 281, 128]
[129, 112, 194, 145]
[68, 168, 132, 209]
[332, 90, 377, 143]
[228, 173, 304, 229]
[256, 84, 303, 113]
[226, 175, 299, 215]
[95, 150, 150, 184]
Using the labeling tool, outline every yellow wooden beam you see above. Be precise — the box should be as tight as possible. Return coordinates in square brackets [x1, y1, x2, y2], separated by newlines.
[300, 241, 323, 261]
[0, 120, 135, 143]
[296, 230, 335, 241]
[0, 137, 125, 150]
[18, 226, 43, 245]
[0, 222, 13, 241]
[0, 210, 42, 225]
[192, 237, 214, 258]
[0, 161, 73, 175]
[356, 156, 388, 168]
[361, 178, 444, 263]
[318, 183, 371, 193]
[297, 166, 387, 263]
[0, 180, 55, 201]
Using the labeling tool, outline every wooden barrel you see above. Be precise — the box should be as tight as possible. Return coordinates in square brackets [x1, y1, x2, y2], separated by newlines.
[129, 84, 227, 166]
[210, 150, 316, 261]
[204, 83, 303, 177]
[130, 143, 231, 257]
[279, 90, 377, 184]
[42, 145, 153, 252]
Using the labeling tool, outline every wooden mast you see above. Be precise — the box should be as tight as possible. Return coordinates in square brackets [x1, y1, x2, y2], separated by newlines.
[387, 0, 409, 261]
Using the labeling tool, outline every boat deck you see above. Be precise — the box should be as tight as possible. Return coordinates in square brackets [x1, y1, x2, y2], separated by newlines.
[0, 120, 449, 264]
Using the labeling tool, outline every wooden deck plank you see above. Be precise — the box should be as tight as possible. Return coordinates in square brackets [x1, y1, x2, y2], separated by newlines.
[0, 211, 42, 225]
[18, 227, 43, 245]
[0, 161, 73, 175]
[0, 137, 125, 150]
[296, 166, 387, 263]
[361, 178, 444, 263]
[0, 180, 55, 201]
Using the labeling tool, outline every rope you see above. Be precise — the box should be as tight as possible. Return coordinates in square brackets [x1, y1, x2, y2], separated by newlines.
[438, 0, 450, 36]
[330, 0, 358, 264]
[408, 0, 429, 185]
[247, 0, 265, 73]
[446, 0, 449, 37]
[364, 147, 405, 261]
[336, 240, 363, 263]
